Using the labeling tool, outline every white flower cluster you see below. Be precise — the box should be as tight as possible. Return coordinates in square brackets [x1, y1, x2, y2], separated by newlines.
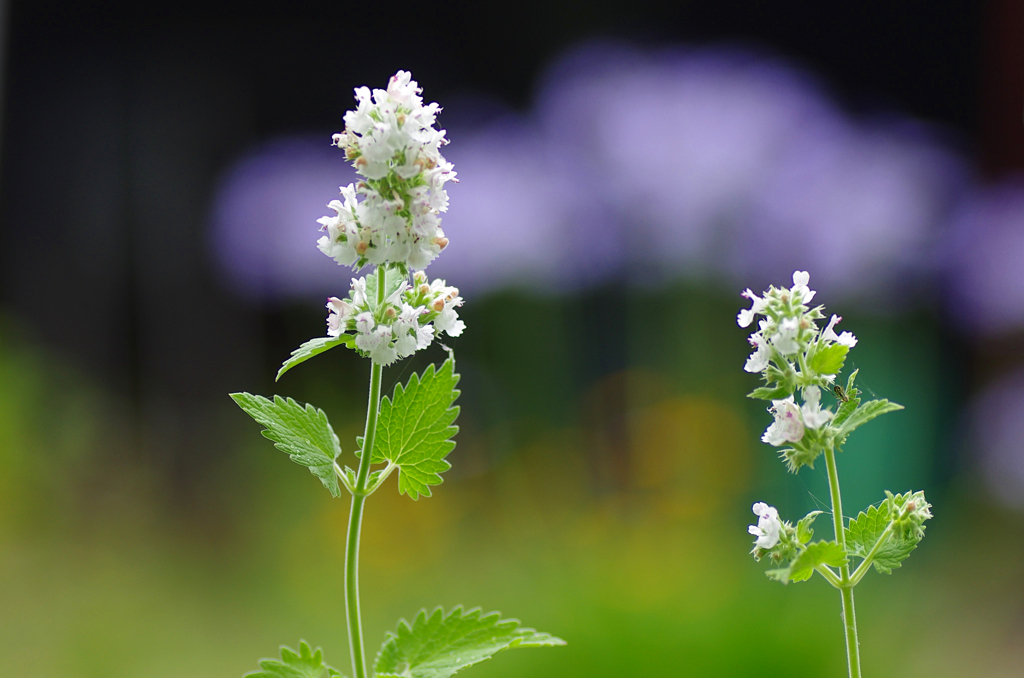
[317, 71, 456, 272]
[326, 270, 464, 366]
[739, 271, 857, 375]
[737, 271, 859, 448]
[761, 386, 834, 446]
[749, 502, 782, 549]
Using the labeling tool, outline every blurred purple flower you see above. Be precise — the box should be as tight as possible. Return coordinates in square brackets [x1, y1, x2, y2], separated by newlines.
[733, 118, 966, 304]
[943, 176, 1024, 334]
[208, 41, 969, 304]
[209, 137, 358, 302]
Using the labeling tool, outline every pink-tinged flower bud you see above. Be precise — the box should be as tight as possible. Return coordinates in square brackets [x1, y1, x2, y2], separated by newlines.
[384, 307, 397, 319]
[431, 298, 445, 312]
[433, 236, 449, 250]
[356, 241, 369, 255]
[419, 284, 430, 295]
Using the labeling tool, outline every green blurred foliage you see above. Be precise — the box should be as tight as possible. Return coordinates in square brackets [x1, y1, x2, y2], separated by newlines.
[1, 288, 1022, 677]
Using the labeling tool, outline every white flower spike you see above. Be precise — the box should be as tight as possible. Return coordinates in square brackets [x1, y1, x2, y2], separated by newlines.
[319, 71, 456, 272]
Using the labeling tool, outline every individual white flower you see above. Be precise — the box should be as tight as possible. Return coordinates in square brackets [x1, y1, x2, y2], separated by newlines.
[822, 314, 858, 347]
[351, 278, 369, 307]
[393, 304, 425, 358]
[354, 311, 375, 335]
[368, 325, 398, 365]
[791, 270, 815, 303]
[737, 288, 767, 328]
[800, 385, 834, 429]
[428, 279, 465, 337]
[326, 297, 353, 337]
[771, 317, 801, 355]
[744, 332, 770, 373]
[762, 397, 805, 445]
[749, 502, 782, 549]
[414, 322, 435, 350]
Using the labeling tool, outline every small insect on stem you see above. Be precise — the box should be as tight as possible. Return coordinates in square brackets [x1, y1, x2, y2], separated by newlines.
[833, 385, 849, 403]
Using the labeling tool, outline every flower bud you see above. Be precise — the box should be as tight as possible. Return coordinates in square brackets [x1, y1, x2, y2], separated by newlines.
[431, 298, 445, 312]
[356, 241, 369, 255]
[419, 284, 431, 295]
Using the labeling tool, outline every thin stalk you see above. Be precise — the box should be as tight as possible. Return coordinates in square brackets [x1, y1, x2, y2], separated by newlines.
[824, 446, 862, 678]
[344, 265, 387, 678]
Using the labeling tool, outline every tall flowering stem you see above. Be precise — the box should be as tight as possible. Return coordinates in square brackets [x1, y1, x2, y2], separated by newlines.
[343, 264, 387, 678]
[738, 271, 931, 677]
[231, 71, 564, 678]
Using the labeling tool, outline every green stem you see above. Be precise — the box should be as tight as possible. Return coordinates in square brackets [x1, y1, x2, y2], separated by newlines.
[344, 265, 387, 678]
[824, 446, 862, 678]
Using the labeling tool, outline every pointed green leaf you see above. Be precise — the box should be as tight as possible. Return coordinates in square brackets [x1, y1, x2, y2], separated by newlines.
[374, 606, 565, 678]
[836, 398, 904, 440]
[809, 343, 849, 375]
[769, 541, 848, 584]
[245, 640, 346, 678]
[748, 384, 791, 401]
[231, 393, 342, 497]
[796, 510, 823, 544]
[277, 335, 355, 381]
[372, 358, 460, 499]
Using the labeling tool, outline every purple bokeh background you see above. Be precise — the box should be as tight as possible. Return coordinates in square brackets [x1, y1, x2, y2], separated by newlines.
[209, 41, 1024, 506]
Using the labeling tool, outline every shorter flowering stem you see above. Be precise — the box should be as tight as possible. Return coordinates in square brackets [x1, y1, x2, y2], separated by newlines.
[848, 521, 896, 587]
[815, 564, 843, 588]
[824, 446, 862, 678]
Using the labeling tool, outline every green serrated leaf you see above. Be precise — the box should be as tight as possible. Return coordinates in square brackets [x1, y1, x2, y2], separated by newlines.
[748, 384, 791, 401]
[772, 541, 848, 584]
[810, 343, 849, 375]
[231, 393, 342, 498]
[277, 335, 355, 381]
[372, 358, 460, 499]
[796, 511, 823, 544]
[846, 493, 927, 574]
[836, 398, 904, 440]
[374, 606, 565, 678]
[245, 640, 346, 678]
